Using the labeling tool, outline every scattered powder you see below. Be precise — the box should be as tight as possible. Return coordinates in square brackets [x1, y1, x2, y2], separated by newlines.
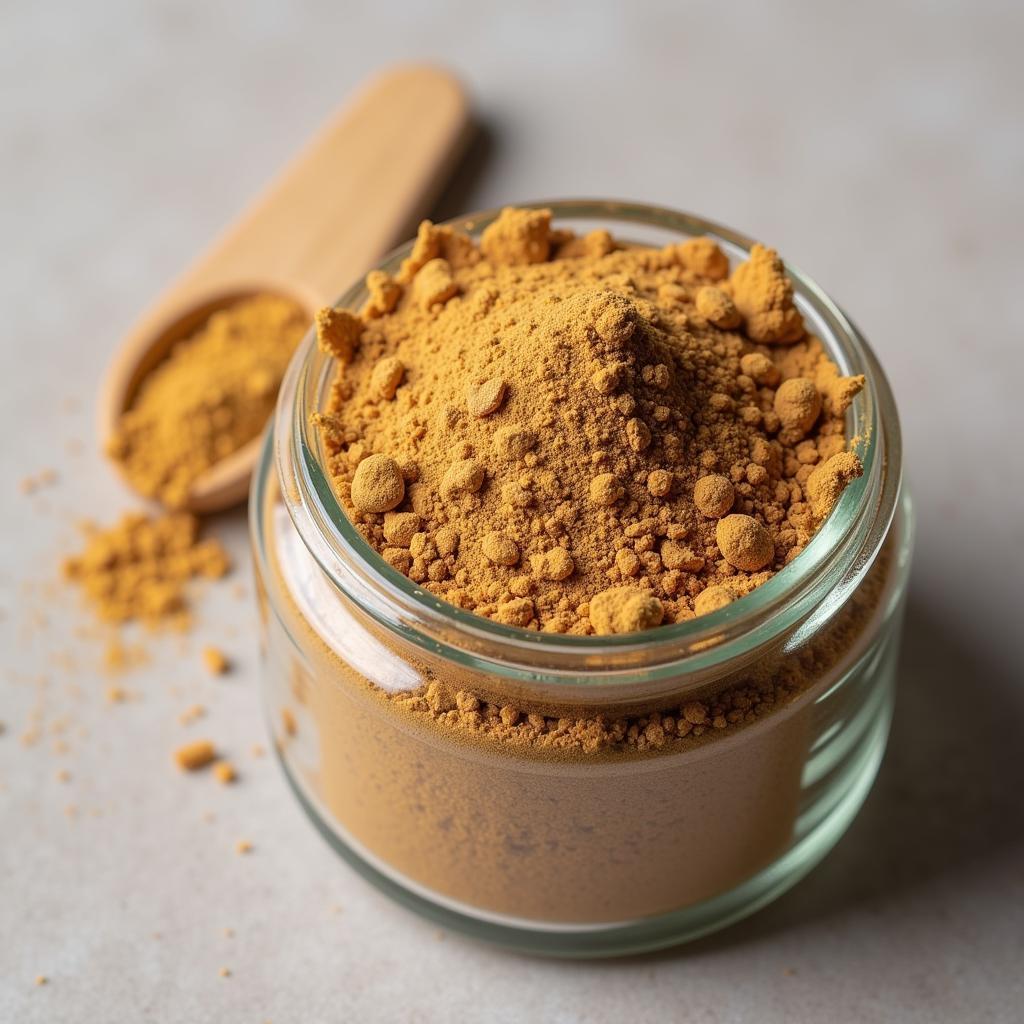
[19, 469, 58, 495]
[281, 708, 297, 737]
[62, 513, 229, 628]
[315, 208, 865, 634]
[108, 295, 308, 508]
[179, 704, 206, 725]
[235, 839, 253, 854]
[213, 760, 237, 784]
[202, 646, 229, 675]
[103, 639, 148, 674]
[174, 739, 216, 771]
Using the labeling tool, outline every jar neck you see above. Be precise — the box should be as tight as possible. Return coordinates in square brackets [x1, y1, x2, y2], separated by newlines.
[272, 200, 902, 705]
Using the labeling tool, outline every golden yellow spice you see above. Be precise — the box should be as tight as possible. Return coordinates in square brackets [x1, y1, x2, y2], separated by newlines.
[109, 295, 307, 508]
[314, 209, 865, 635]
[62, 512, 229, 627]
[174, 739, 216, 771]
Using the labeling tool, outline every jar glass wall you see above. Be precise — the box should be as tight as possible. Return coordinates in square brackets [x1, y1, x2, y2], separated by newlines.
[250, 201, 913, 957]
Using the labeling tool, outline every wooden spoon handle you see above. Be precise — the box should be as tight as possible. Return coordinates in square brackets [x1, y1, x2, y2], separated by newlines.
[157, 63, 471, 311]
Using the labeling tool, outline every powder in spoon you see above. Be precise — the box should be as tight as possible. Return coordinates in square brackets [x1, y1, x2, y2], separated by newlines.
[108, 295, 308, 509]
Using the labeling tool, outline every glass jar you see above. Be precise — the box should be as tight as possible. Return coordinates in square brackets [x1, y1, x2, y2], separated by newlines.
[250, 200, 913, 957]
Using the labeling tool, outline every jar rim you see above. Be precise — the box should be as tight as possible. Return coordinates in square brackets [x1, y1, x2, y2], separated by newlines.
[268, 198, 903, 689]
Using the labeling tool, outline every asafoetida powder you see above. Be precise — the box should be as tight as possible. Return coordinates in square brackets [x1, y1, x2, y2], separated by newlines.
[62, 512, 229, 628]
[258, 210, 902, 929]
[314, 207, 865, 634]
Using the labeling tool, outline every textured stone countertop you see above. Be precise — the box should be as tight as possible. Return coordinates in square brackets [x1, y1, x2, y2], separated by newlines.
[2, 2, 1021, 1021]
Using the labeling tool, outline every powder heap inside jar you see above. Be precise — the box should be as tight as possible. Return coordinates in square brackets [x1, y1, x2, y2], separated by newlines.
[108, 295, 308, 509]
[315, 208, 865, 634]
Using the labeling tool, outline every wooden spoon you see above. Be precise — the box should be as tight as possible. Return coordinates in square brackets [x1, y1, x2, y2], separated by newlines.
[99, 64, 470, 514]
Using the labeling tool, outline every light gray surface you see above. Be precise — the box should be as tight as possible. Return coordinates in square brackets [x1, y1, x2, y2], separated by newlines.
[2, 2, 1022, 1021]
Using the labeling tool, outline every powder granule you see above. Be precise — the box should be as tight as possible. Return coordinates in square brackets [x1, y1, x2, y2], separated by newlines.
[693, 475, 735, 518]
[316, 211, 866, 633]
[774, 377, 822, 434]
[62, 513, 229, 627]
[174, 739, 216, 771]
[202, 646, 229, 675]
[716, 514, 774, 572]
[109, 296, 307, 509]
[350, 454, 405, 513]
[589, 587, 665, 635]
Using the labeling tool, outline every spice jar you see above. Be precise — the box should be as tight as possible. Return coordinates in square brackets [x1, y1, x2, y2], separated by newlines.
[251, 200, 913, 956]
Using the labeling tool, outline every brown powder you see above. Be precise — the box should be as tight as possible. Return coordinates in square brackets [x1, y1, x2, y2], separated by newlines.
[315, 208, 865, 635]
[258, 207, 899, 926]
[108, 295, 308, 509]
[264, 494, 897, 919]
[62, 512, 229, 627]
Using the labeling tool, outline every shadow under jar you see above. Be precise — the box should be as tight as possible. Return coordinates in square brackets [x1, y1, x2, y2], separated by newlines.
[250, 200, 913, 957]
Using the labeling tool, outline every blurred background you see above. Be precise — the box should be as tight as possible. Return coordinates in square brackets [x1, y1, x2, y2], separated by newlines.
[2, 2, 1022, 1021]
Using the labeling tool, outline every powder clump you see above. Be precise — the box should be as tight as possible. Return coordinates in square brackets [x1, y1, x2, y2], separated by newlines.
[806, 451, 864, 521]
[62, 512, 229, 627]
[774, 377, 822, 434]
[589, 587, 665, 635]
[693, 475, 735, 518]
[729, 244, 805, 344]
[716, 514, 774, 572]
[480, 207, 552, 265]
[350, 454, 405, 513]
[315, 210, 865, 633]
[109, 296, 307, 508]
[316, 306, 362, 362]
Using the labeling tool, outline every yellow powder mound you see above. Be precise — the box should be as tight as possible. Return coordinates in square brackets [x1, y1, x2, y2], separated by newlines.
[108, 295, 308, 509]
[316, 208, 865, 634]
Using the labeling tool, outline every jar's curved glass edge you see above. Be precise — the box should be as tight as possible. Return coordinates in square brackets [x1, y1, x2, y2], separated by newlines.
[255, 424, 912, 702]
[268, 199, 909, 683]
